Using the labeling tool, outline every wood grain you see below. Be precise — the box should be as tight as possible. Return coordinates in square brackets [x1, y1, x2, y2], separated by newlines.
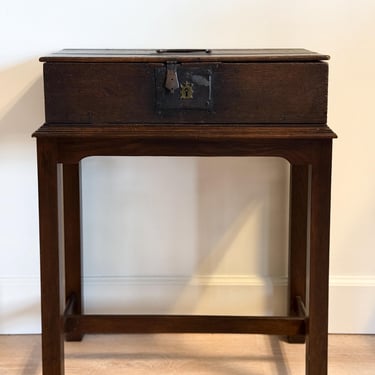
[63, 164, 83, 342]
[43, 62, 328, 124]
[33, 124, 337, 139]
[34, 48, 335, 375]
[64, 315, 305, 336]
[287, 165, 310, 343]
[40, 48, 330, 62]
[36, 139, 65, 375]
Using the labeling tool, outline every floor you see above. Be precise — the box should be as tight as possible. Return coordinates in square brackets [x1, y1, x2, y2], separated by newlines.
[0, 334, 374, 375]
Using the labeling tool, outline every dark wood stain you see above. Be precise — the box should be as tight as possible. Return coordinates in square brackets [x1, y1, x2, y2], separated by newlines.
[43, 61, 328, 125]
[34, 49, 335, 375]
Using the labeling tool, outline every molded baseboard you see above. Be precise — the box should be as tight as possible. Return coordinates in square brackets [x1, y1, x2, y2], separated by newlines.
[1, 275, 374, 334]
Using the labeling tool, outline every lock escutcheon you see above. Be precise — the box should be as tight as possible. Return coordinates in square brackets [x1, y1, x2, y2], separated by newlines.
[180, 81, 194, 99]
[156, 63, 213, 110]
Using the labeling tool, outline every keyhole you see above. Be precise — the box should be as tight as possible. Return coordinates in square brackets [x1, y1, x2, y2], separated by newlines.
[180, 82, 193, 99]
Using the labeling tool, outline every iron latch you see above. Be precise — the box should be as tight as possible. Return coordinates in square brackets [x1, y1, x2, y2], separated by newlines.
[155, 62, 215, 111]
[164, 62, 179, 93]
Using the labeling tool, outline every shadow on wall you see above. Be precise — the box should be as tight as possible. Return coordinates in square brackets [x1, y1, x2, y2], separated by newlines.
[196, 157, 289, 277]
[185, 157, 290, 315]
[0, 300, 41, 334]
[0, 59, 44, 138]
[0, 60, 43, 269]
[0, 60, 291, 320]
[0, 60, 44, 334]
[81, 156, 290, 317]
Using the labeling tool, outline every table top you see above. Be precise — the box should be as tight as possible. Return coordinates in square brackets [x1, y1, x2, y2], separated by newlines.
[33, 124, 337, 139]
[40, 49, 330, 63]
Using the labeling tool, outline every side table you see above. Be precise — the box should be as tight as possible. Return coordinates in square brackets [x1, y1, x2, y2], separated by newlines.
[33, 49, 336, 375]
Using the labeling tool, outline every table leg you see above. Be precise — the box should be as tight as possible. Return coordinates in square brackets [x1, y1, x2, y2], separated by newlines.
[306, 141, 332, 375]
[63, 163, 84, 341]
[287, 164, 309, 343]
[37, 139, 65, 375]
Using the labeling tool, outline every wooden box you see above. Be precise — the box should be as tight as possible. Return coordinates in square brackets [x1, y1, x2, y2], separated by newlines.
[40, 49, 329, 125]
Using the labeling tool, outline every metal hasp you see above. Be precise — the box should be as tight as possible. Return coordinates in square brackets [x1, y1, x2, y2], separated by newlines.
[164, 62, 179, 93]
[156, 62, 213, 112]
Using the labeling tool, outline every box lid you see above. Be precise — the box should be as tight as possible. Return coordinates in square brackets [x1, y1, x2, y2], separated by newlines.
[40, 49, 329, 63]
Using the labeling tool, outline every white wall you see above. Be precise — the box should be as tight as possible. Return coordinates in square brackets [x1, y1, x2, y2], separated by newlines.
[0, 0, 374, 334]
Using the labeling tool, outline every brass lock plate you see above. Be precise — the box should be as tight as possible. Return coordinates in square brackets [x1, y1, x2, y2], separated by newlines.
[180, 81, 194, 99]
[155, 63, 214, 111]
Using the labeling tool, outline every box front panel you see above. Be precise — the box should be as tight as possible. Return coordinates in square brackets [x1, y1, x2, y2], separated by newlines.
[43, 62, 328, 125]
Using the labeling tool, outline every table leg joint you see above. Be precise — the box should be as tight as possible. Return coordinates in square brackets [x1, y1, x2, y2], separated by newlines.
[63, 293, 83, 341]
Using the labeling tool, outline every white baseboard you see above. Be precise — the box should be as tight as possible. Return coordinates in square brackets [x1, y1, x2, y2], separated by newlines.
[83, 275, 288, 317]
[329, 276, 375, 334]
[1, 275, 374, 334]
[0, 277, 41, 334]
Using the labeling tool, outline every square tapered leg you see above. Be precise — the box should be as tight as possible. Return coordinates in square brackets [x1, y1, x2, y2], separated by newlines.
[37, 139, 65, 375]
[287, 164, 309, 343]
[305, 141, 332, 375]
[63, 163, 84, 341]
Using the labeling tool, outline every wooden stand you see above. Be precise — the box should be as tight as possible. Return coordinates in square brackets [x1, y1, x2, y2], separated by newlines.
[34, 124, 335, 375]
